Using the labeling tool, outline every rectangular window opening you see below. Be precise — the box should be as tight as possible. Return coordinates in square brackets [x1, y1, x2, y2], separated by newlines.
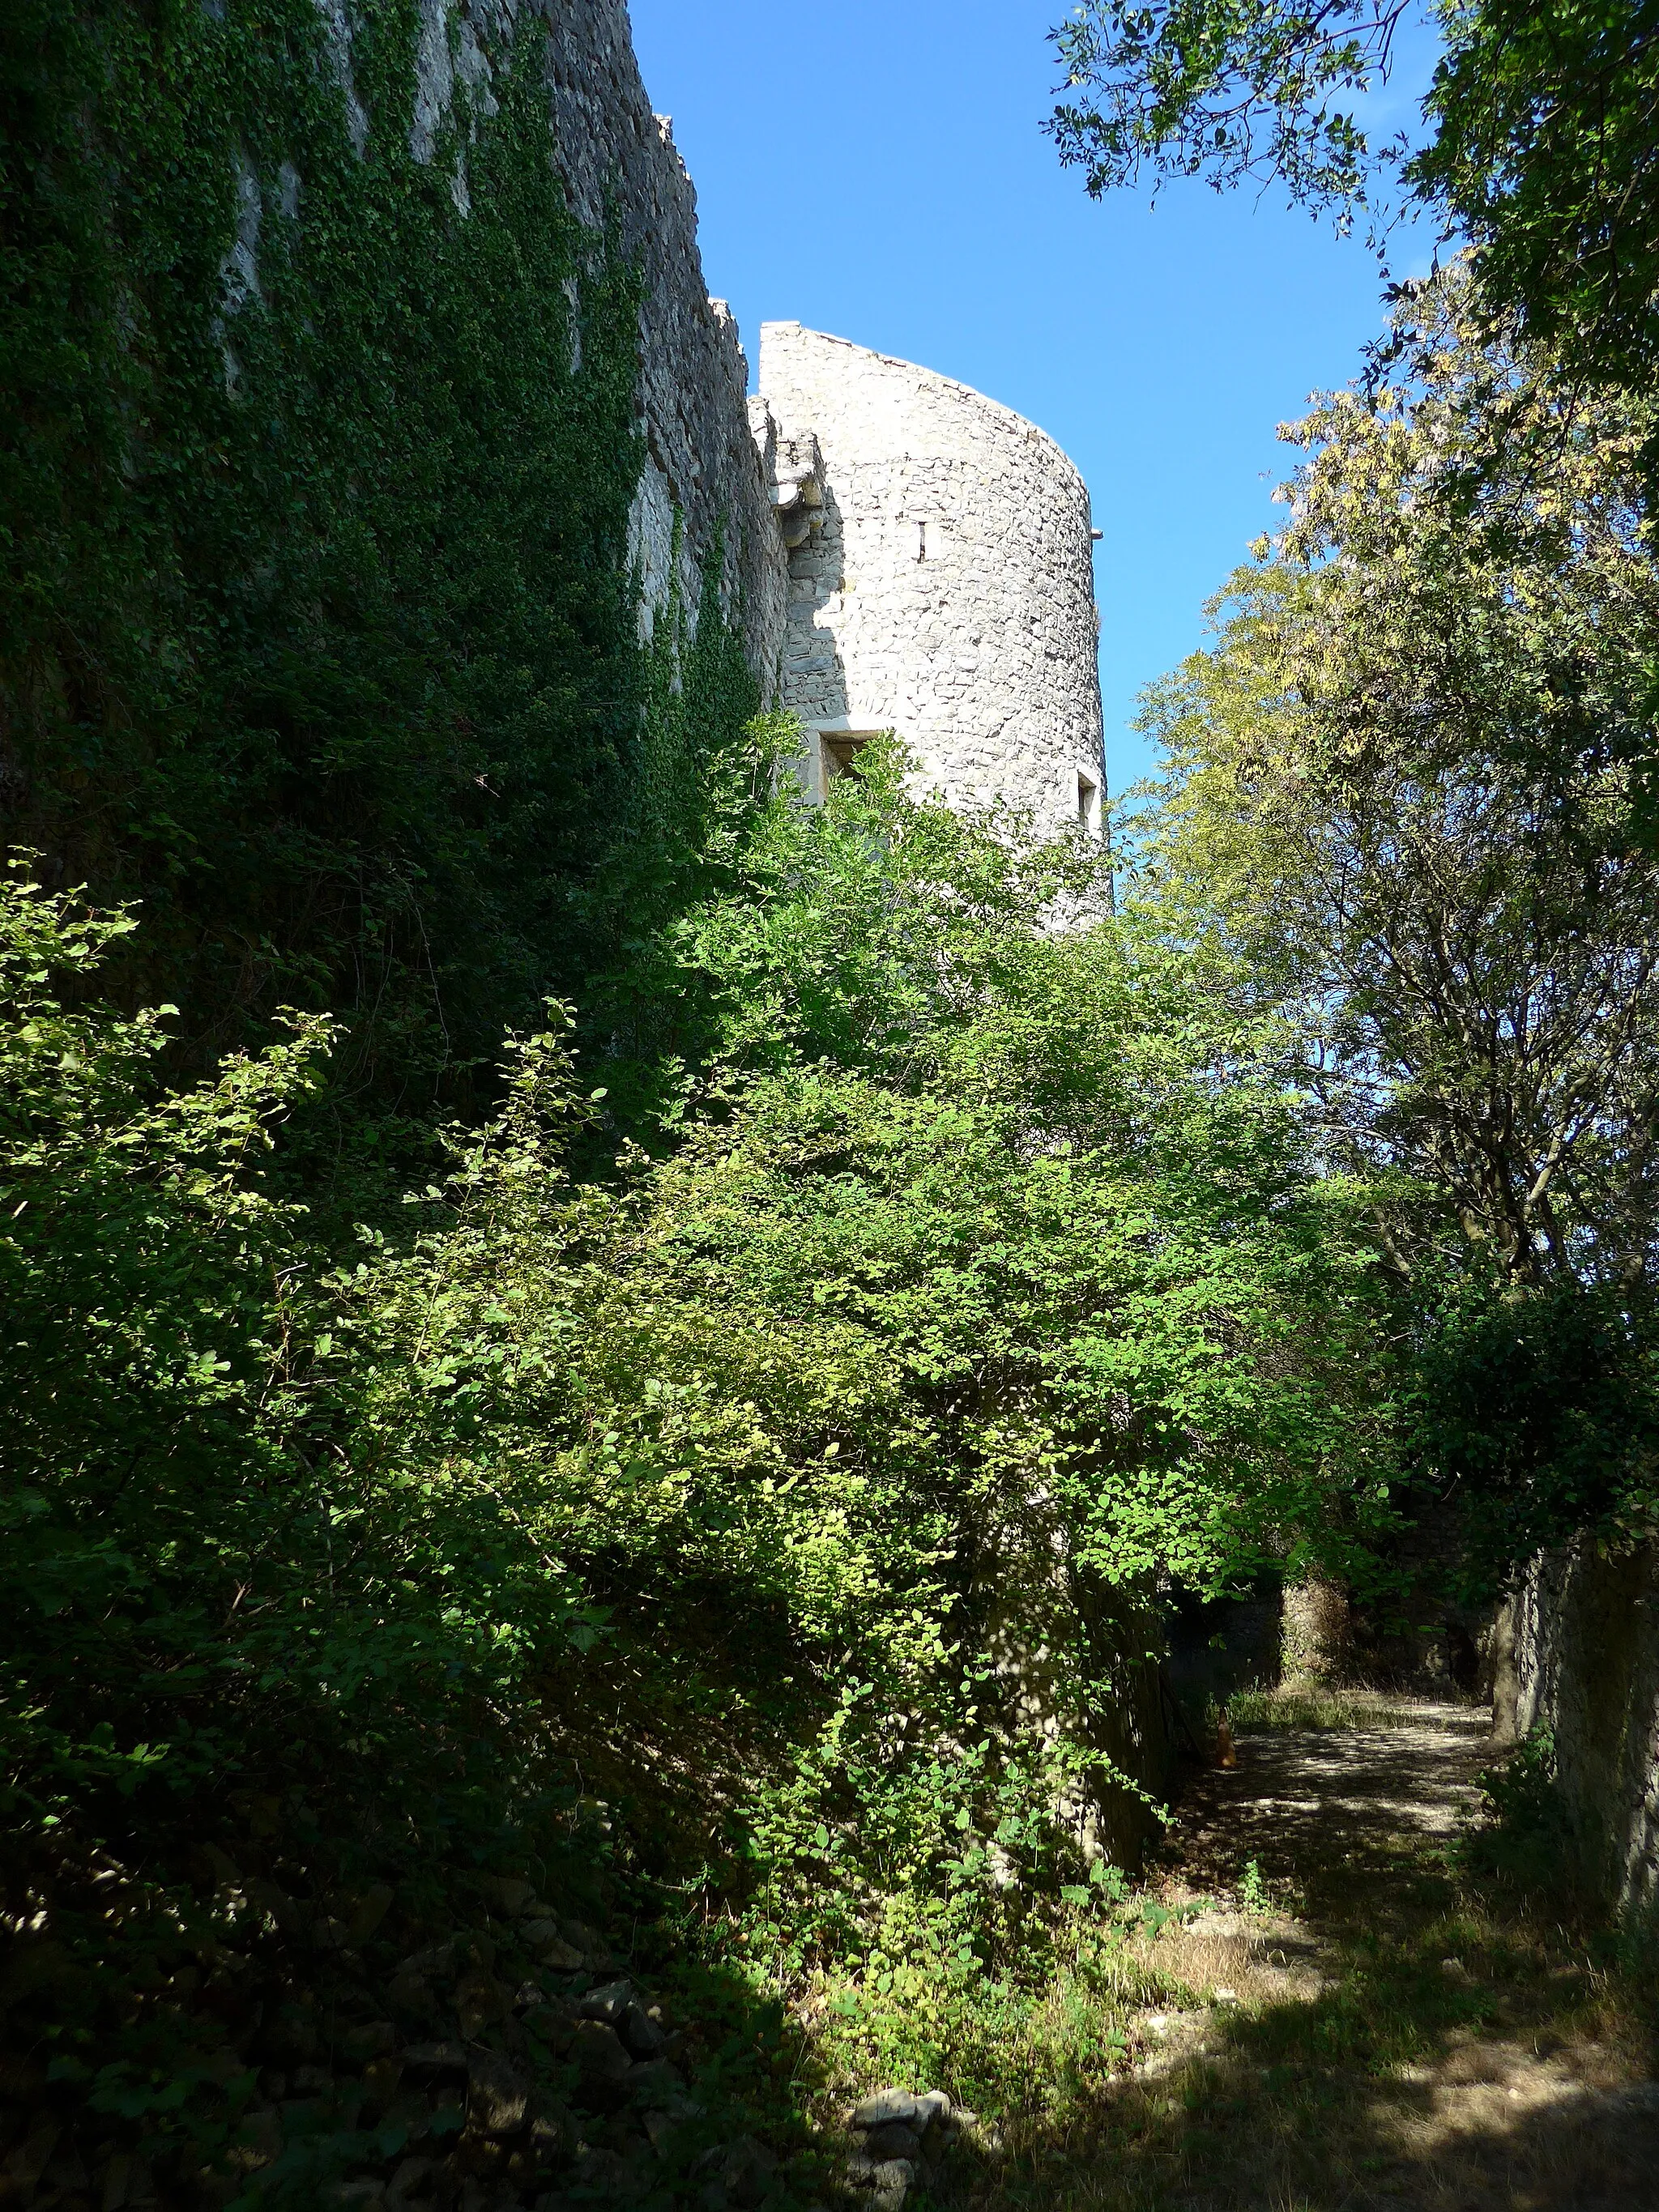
[823, 732, 874, 784]
[1077, 771, 1101, 835]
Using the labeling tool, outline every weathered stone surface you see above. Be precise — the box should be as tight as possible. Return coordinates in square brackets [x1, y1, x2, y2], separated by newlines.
[340, 2019, 398, 2064]
[385, 0, 786, 690]
[851, 2090, 918, 2129]
[522, 1920, 585, 1970]
[757, 323, 1106, 845]
[571, 2020, 633, 2080]
[616, 2001, 664, 2059]
[478, 1874, 537, 1917]
[702, 2135, 778, 2210]
[575, 1977, 633, 2025]
[1515, 1536, 1659, 1911]
[868, 2157, 915, 2207]
[454, 1967, 506, 2037]
[862, 2122, 922, 2160]
[559, 1918, 615, 1967]
[331, 2, 1112, 872]
[400, 2040, 469, 2078]
[467, 2047, 529, 2137]
[625, 2057, 687, 2107]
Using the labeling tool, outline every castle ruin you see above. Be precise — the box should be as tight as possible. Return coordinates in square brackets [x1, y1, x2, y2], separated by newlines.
[755, 325, 1106, 838]
[496, 0, 1107, 838]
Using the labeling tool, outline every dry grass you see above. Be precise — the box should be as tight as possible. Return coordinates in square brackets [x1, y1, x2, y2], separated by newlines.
[1225, 1686, 1417, 1732]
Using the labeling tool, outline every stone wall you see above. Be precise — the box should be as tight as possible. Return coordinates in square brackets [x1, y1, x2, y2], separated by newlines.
[1512, 1541, 1659, 1912]
[399, 0, 787, 683]
[395, 18, 1110, 817]
[756, 323, 1107, 841]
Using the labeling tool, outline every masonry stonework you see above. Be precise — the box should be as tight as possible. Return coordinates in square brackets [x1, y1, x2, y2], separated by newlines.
[756, 322, 1106, 840]
[1511, 1540, 1659, 1912]
[399, 0, 786, 679]
[391, 6, 1107, 836]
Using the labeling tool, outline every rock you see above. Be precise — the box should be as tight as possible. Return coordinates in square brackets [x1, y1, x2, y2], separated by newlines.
[402, 2041, 470, 2078]
[851, 2090, 917, 2129]
[454, 1968, 507, 2036]
[617, 2001, 664, 2060]
[868, 2159, 915, 2210]
[520, 2001, 576, 2057]
[479, 1876, 538, 1918]
[360, 2055, 404, 2111]
[862, 2123, 921, 2161]
[341, 2020, 399, 2065]
[703, 2137, 777, 2210]
[467, 2048, 529, 2138]
[527, 2103, 565, 2160]
[576, 1978, 633, 2026]
[625, 2057, 685, 2106]
[387, 1968, 436, 2022]
[522, 1921, 585, 1969]
[572, 2020, 633, 2081]
[642, 2108, 682, 2150]
[227, 2108, 283, 2172]
[401, 1938, 458, 1980]
[245, 1876, 305, 1934]
[912, 2091, 952, 2131]
[567, 2142, 641, 2201]
[385, 2158, 433, 2208]
[560, 1919, 616, 1967]
[347, 1885, 396, 1944]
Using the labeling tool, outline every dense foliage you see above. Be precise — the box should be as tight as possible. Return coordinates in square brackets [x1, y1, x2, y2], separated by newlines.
[0, 0, 757, 1150]
[19, 0, 1659, 2185]
[1138, 278, 1659, 1582]
[1, 749, 1397, 2162]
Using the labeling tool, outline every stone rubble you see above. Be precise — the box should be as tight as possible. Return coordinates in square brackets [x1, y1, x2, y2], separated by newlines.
[839, 2086, 970, 2210]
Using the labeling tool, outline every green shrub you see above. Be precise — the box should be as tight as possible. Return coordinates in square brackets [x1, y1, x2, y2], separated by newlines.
[1, 757, 1401, 2120]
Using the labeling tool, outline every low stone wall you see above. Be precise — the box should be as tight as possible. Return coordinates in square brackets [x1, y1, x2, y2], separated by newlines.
[1512, 1539, 1659, 1912]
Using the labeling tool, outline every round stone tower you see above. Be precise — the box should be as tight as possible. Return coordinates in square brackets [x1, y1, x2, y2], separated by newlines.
[756, 322, 1105, 841]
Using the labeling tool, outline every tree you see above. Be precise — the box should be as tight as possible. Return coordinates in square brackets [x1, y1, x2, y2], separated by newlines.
[1047, 0, 1659, 399]
[1139, 277, 1659, 1563]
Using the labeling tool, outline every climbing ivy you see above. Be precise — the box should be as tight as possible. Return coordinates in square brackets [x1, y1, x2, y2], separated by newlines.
[1, 0, 757, 1159]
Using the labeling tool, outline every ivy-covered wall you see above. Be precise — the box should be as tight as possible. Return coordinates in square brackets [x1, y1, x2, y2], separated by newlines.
[0, 0, 763, 1138]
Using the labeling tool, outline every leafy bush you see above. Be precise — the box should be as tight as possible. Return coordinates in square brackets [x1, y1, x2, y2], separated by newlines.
[2, 752, 1399, 2126]
[1454, 1731, 1582, 1904]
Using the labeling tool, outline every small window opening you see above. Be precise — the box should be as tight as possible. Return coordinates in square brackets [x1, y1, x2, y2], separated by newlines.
[1077, 772, 1101, 835]
[916, 521, 927, 562]
[823, 732, 873, 784]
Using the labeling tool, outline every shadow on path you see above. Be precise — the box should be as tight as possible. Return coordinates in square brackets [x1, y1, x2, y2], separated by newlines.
[962, 1700, 1659, 2211]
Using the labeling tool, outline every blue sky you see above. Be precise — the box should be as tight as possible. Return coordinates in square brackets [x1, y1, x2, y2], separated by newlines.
[629, 0, 1439, 795]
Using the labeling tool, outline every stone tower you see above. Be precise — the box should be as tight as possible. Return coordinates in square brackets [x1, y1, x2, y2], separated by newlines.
[753, 322, 1106, 841]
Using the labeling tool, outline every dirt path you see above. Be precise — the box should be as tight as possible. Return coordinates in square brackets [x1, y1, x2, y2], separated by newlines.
[981, 1698, 1659, 2211]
